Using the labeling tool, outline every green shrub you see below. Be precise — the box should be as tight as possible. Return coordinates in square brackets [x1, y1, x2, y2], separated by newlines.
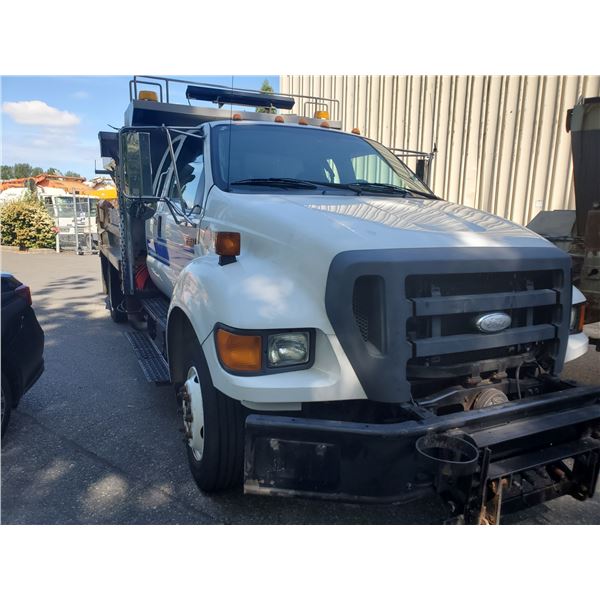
[0, 192, 56, 249]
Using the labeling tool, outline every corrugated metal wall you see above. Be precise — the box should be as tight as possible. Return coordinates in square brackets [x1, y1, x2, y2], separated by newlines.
[280, 76, 600, 225]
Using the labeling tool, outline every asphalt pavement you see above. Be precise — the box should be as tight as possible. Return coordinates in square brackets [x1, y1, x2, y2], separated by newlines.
[1, 250, 599, 524]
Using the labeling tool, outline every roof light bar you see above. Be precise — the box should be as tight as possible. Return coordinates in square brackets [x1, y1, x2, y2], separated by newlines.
[186, 85, 295, 110]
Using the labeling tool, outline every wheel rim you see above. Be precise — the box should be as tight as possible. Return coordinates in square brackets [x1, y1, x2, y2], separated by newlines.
[182, 366, 205, 461]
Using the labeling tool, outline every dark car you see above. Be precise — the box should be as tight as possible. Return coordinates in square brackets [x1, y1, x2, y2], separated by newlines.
[1, 272, 45, 436]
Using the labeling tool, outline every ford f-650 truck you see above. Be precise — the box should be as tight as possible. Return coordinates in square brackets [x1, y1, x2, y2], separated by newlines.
[97, 76, 599, 524]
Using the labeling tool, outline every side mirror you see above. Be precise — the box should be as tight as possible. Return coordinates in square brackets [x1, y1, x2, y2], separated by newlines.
[120, 131, 153, 198]
[416, 158, 432, 186]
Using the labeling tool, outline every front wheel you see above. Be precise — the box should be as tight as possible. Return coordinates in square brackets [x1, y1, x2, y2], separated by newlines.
[179, 338, 245, 492]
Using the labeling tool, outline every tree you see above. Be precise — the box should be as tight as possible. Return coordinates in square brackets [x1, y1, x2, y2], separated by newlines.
[1, 165, 14, 180]
[47, 167, 61, 175]
[20, 189, 42, 204]
[64, 170, 81, 178]
[0, 191, 56, 250]
[13, 163, 33, 178]
[31, 167, 43, 176]
[256, 79, 277, 114]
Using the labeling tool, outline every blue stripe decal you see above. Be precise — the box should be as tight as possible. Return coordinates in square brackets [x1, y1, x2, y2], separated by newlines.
[147, 248, 170, 266]
[153, 239, 170, 261]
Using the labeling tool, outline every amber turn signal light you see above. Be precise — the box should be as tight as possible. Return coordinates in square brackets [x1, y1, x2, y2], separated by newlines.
[215, 329, 262, 372]
[215, 232, 240, 256]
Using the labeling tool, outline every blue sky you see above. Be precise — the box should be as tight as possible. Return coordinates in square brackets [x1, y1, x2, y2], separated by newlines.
[1, 75, 278, 179]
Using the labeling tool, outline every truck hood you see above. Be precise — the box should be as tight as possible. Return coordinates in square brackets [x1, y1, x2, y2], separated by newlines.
[277, 193, 549, 250]
[207, 190, 553, 257]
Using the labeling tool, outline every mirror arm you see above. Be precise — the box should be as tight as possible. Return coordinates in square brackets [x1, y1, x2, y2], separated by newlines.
[162, 197, 196, 227]
[163, 126, 184, 201]
[164, 197, 182, 225]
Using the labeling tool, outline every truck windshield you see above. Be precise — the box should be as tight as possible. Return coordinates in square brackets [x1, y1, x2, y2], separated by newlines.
[211, 123, 432, 196]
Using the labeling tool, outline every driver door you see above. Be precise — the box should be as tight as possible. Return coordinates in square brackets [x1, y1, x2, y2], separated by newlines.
[159, 134, 206, 287]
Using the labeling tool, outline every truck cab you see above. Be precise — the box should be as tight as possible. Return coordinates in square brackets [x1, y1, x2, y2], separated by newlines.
[96, 77, 600, 524]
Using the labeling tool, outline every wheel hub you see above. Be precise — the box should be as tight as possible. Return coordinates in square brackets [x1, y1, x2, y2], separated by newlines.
[181, 366, 205, 460]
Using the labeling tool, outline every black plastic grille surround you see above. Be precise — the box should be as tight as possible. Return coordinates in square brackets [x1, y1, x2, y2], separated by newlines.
[327, 246, 572, 404]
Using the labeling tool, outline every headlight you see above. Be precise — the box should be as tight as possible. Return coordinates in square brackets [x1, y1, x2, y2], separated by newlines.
[570, 303, 586, 334]
[267, 332, 310, 368]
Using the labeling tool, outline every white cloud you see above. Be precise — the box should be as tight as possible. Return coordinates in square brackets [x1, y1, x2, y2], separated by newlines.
[2, 100, 80, 127]
[2, 129, 97, 174]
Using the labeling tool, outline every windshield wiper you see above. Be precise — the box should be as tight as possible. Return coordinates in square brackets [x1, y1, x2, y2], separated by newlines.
[343, 182, 438, 198]
[229, 178, 438, 199]
[396, 187, 438, 199]
[307, 181, 436, 198]
[306, 181, 363, 194]
[346, 182, 409, 195]
[229, 178, 317, 189]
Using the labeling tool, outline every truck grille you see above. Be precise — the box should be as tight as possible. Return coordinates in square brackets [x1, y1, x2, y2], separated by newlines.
[404, 269, 563, 372]
[327, 246, 571, 403]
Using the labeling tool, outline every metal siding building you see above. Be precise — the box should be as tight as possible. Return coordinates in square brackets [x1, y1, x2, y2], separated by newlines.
[280, 76, 600, 225]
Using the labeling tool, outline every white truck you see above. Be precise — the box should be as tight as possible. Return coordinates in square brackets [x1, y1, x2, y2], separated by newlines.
[97, 76, 599, 524]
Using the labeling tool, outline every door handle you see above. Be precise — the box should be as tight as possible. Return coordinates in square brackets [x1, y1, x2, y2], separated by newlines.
[156, 214, 163, 239]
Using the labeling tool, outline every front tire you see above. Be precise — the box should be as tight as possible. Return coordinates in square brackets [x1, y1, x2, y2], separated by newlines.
[107, 264, 127, 323]
[1, 372, 13, 437]
[179, 337, 245, 492]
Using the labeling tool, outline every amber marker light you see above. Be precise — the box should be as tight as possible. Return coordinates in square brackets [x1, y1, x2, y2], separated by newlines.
[139, 90, 158, 101]
[314, 110, 329, 119]
[320, 121, 330, 128]
[351, 127, 361, 135]
[215, 231, 240, 266]
[274, 115, 285, 123]
[215, 232, 240, 256]
[232, 113, 242, 121]
[298, 118, 308, 125]
[578, 304, 586, 332]
[216, 329, 262, 372]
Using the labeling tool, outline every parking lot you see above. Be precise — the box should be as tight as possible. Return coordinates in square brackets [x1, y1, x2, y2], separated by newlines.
[2, 250, 599, 524]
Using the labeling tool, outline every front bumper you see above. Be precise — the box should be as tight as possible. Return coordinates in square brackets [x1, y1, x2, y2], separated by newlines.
[244, 384, 600, 522]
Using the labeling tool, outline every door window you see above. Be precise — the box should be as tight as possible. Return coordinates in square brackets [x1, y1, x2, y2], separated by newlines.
[168, 137, 205, 211]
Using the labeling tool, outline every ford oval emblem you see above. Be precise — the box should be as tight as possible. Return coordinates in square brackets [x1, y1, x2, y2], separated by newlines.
[475, 312, 512, 333]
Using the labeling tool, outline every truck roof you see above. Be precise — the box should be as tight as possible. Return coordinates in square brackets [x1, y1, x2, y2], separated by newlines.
[125, 99, 343, 130]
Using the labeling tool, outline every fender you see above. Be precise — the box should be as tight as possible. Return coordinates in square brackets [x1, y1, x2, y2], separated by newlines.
[167, 252, 366, 407]
[169, 252, 336, 340]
